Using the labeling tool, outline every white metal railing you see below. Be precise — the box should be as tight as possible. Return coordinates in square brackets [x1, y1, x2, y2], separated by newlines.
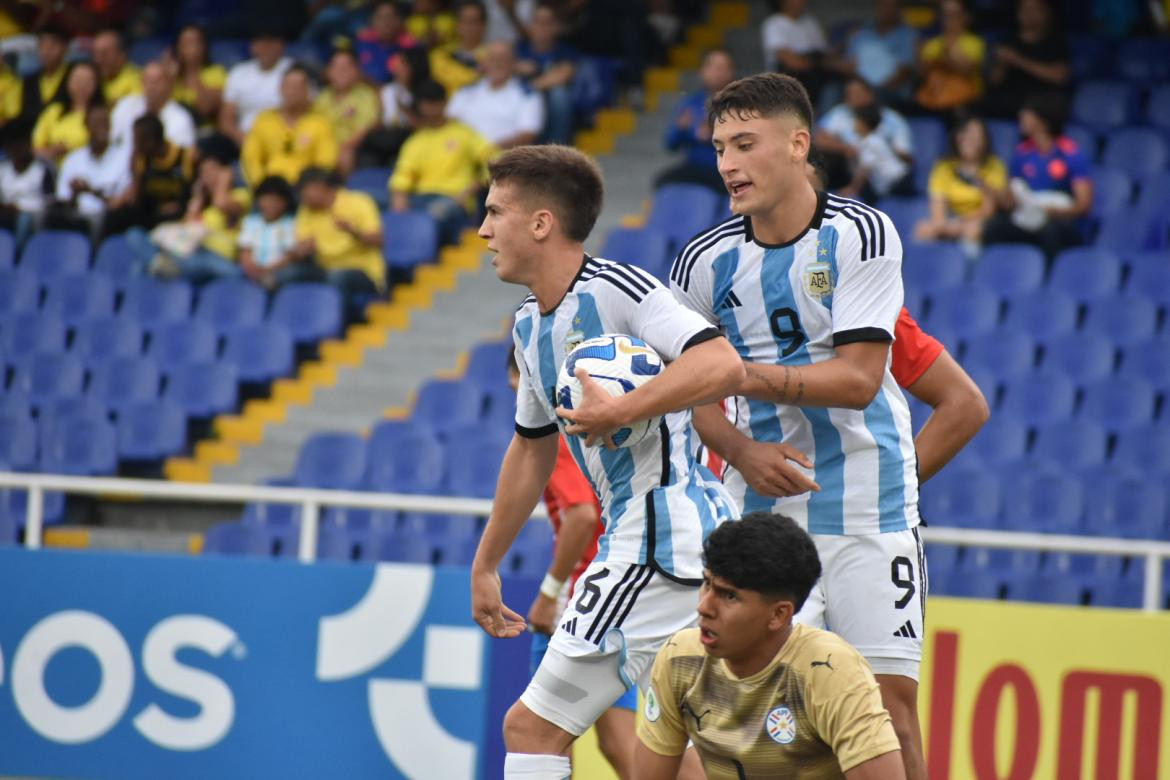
[1, 472, 1166, 611]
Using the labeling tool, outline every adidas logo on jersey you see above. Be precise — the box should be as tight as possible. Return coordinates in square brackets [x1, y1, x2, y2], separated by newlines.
[893, 621, 917, 639]
[718, 291, 743, 310]
[561, 618, 578, 635]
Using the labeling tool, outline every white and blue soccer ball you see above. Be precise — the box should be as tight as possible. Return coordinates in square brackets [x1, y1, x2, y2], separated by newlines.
[556, 334, 665, 448]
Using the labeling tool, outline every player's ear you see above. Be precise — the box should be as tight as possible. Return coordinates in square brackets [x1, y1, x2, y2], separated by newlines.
[768, 598, 795, 631]
[531, 208, 555, 241]
[790, 124, 810, 165]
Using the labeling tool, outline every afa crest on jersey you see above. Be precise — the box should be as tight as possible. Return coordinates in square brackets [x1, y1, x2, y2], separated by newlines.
[765, 705, 797, 744]
[803, 261, 834, 298]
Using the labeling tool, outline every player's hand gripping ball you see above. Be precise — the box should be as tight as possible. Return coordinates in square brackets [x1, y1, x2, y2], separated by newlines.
[556, 334, 664, 448]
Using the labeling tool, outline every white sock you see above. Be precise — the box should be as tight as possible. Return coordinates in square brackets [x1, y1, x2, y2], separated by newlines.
[504, 752, 572, 780]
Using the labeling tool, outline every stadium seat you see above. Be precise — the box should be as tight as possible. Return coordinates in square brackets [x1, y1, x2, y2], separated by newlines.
[1047, 248, 1122, 301]
[973, 244, 1046, 298]
[1063, 125, 1098, 161]
[962, 329, 1035, 378]
[986, 119, 1019, 165]
[0, 229, 14, 268]
[383, 210, 440, 270]
[1069, 34, 1111, 80]
[434, 536, 480, 567]
[42, 273, 116, 327]
[1039, 332, 1115, 382]
[1124, 259, 1170, 309]
[121, 277, 193, 330]
[647, 185, 722, 250]
[919, 468, 1001, 528]
[1121, 337, 1170, 390]
[71, 317, 143, 363]
[1085, 474, 1167, 539]
[1088, 579, 1142, 608]
[1083, 294, 1159, 344]
[128, 36, 169, 66]
[365, 430, 445, 494]
[19, 231, 89, 281]
[40, 412, 117, 476]
[908, 118, 946, 191]
[147, 320, 220, 373]
[1112, 427, 1170, 475]
[42, 395, 108, 423]
[202, 522, 255, 556]
[13, 353, 85, 409]
[269, 283, 342, 345]
[0, 413, 38, 471]
[1088, 169, 1132, 221]
[1031, 421, 1108, 470]
[1078, 377, 1156, 433]
[933, 570, 1003, 599]
[317, 524, 376, 562]
[925, 543, 962, 575]
[116, 400, 187, 461]
[1045, 552, 1124, 580]
[1102, 128, 1169, 179]
[1115, 37, 1170, 83]
[444, 431, 508, 498]
[346, 168, 393, 210]
[93, 235, 137, 287]
[1071, 81, 1136, 133]
[1148, 85, 1170, 131]
[1095, 211, 1163, 253]
[1003, 470, 1085, 534]
[925, 283, 1002, 335]
[2, 312, 67, 363]
[209, 39, 249, 68]
[412, 379, 483, 437]
[600, 227, 671, 281]
[874, 197, 929, 236]
[999, 373, 1076, 426]
[294, 433, 367, 491]
[194, 278, 267, 334]
[1136, 171, 1170, 217]
[0, 391, 33, 419]
[367, 418, 437, 457]
[284, 40, 325, 68]
[88, 356, 162, 416]
[964, 548, 1044, 576]
[902, 243, 967, 297]
[1006, 574, 1085, 605]
[376, 532, 437, 565]
[465, 341, 512, 390]
[222, 324, 295, 384]
[162, 361, 239, 418]
[0, 269, 41, 313]
[399, 513, 480, 540]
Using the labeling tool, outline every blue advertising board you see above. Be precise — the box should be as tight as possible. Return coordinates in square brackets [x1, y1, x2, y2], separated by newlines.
[0, 547, 537, 779]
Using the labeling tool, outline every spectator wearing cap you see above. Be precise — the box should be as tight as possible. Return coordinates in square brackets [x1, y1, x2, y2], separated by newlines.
[242, 65, 338, 187]
[48, 104, 131, 240]
[356, 1, 418, 84]
[32, 61, 105, 165]
[111, 61, 197, 152]
[656, 48, 736, 194]
[93, 28, 142, 104]
[19, 25, 69, 122]
[390, 79, 497, 245]
[170, 24, 228, 129]
[315, 50, 380, 177]
[447, 42, 543, 148]
[431, 1, 489, 95]
[219, 28, 293, 147]
[514, 2, 576, 144]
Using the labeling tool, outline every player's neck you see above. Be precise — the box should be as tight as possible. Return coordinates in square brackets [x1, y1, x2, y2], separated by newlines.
[725, 624, 793, 679]
[529, 245, 587, 314]
[749, 180, 819, 246]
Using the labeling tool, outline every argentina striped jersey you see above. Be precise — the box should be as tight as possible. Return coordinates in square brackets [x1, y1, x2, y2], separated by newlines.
[670, 192, 920, 536]
[513, 255, 738, 583]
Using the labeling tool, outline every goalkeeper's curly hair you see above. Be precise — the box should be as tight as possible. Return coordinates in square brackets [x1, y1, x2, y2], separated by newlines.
[702, 512, 822, 610]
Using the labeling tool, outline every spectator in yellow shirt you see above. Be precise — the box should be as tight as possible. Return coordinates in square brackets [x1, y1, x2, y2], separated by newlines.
[408, 0, 457, 47]
[242, 65, 338, 187]
[94, 28, 143, 104]
[170, 24, 228, 129]
[19, 25, 70, 122]
[315, 50, 381, 177]
[32, 61, 105, 164]
[1, 63, 21, 125]
[430, 1, 488, 96]
[390, 79, 497, 246]
[915, 0, 985, 112]
[291, 167, 385, 313]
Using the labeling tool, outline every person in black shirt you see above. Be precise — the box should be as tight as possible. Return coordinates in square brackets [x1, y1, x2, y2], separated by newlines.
[982, 0, 1069, 118]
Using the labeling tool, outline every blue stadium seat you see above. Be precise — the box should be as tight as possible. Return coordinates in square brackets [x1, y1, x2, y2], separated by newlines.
[1121, 337, 1170, 390]
[1003, 470, 1084, 534]
[932, 570, 1002, 599]
[121, 277, 193, 330]
[1071, 81, 1136, 133]
[961, 329, 1035, 378]
[1094, 211, 1162, 253]
[317, 524, 377, 562]
[413, 379, 483, 437]
[925, 543, 962, 575]
[93, 235, 137, 287]
[465, 341, 512, 390]
[908, 118, 946, 191]
[269, 283, 342, 345]
[481, 384, 516, 434]
[194, 278, 267, 334]
[1115, 37, 1170, 83]
[1063, 125, 1098, 161]
[647, 185, 722, 250]
[40, 412, 117, 476]
[2, 312, 66, 363]
[117, 400, 187, 461]
[284, 40, 325, 68]
[365, 430, 445, 493]
[1045, 552, 1124, 580]
[1089, 168, 1132, 221]
[874, 197, 929, 236]
[999, 373, 1076, 426]
[346, 168, 392, 210]
[434, 536, 480, 567]
[399, 513, 480, 540]
[1112, 427, 1170, 475]
[958, 416, 1030, 468]
[294, 432, 368, 490]
[1078, 377, 1156, 433]
[42, 273, 116, 327]
[367, 418, 437, 456]
[1039, 332, 1115, 382]
[128, 37, 169, 66]
[1102, 127, 1169, 178]
[19, 231, 89, 281]
[444, 431, 507, 498]
[1031, 421, 1108, 470]
[147, 320, 219, 373]
[88, 356, 162, 416]
[1136, 171, 1170, 216]
[1069, 34, 1111, 80]
[202, 522, 257, 556]
[222, 324, 295, 384]
[71, 317, 143, 363]
[1148, 85, 1170, 131]
[162, 361, 239, 418]
[1083, 294, 1159, 343]
[986, 119, 1019, 165]
[973, 244, 1046, 298]
[1006, 574, 1085, 605]
[42, 395, 107, 423]
[964, 548, 1043, 576]
[13, 353, 85, 409]
[903, 243, 967, 297]
[1124, 259, 1170, 308]
[0, 269, 42, 313]
[1085, 474, 1166, 539]
[0, 391, 33, 419]
[1124, 249, 1170, 277]
[600, 228, 671, 281]
[376, 532, 437, 565]
[924, 283, 1002, 335]
[0, 229, 14, 268]
[209, 39, 249, 68]
[919, 468, 1001, 528]
[383, 210, 440, 270]
[1088, 579, 1142, 608]
[0, 413, 38, 471]
[1048, 248, 1122, 301]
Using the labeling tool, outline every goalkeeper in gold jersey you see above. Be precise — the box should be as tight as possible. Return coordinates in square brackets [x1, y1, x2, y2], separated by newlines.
[636, 513, 904, 779]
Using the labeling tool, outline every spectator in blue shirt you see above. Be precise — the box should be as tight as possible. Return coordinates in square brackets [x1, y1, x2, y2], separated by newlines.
[984, 92, 1093, 259]
[843, 0, 917, 105]
[654, 48, 736, 194]
[355, 1, 419, 84]
[515, 3, 577, 144]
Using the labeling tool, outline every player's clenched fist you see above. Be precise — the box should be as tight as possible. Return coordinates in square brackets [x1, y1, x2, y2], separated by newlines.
[471, 568, 527, 638]
[732, 440, 821, 498]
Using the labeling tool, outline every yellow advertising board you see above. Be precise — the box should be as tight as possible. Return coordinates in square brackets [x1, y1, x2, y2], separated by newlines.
[573, 597, 1170, 779]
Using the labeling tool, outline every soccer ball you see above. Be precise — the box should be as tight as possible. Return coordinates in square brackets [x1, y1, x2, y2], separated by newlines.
[556, 334, 665, 448]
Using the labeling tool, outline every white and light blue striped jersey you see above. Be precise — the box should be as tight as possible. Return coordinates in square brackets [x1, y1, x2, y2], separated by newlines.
[513, 255, 738, 583]
[670, 193, 920, 536]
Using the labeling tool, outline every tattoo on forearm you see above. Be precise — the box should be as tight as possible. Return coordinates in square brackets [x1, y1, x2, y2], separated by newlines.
[748, 364, 803, 405]
[793, 367, 805, 406]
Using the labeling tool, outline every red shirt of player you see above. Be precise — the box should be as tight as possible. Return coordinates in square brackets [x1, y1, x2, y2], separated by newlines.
[541, 437, 604, 592]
